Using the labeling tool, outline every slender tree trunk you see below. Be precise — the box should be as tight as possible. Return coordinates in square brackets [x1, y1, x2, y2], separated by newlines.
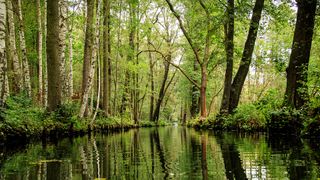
[6, 0, 22, 94]
[190, 59, 199, 118]
[120, 2, 136, 115]
[229, 0, 264, 113]
[153, 60, 170, 122]
[103, 0, 110, 116]
[80, 0, 95, 117]
[37, 0, 43, 105]
[68, 28, 73, 98]
[200, 66, 207, 118]
[148, 49, 154, 121]
[16, 0, 31, 97]
[79, 0, 100, 118]
[46, 0, 61, 111]
[284, 0, 316, 108]
[220, 0, 234, 114]
[43, 0, 48, 107]
[59, 0, 68, 100]
[0, 0, 8, 105]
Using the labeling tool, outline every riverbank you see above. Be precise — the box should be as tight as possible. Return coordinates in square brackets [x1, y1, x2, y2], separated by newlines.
[0, 96, 169, 143]
[187, 103, 320, 138]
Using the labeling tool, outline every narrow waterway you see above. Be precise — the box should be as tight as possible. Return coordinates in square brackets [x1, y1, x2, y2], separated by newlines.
[1, 127, 319, 179]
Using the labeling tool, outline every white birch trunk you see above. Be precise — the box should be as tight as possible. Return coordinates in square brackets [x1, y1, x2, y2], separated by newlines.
[37, 0, 43, 105]
[68, 33, 73, 98]
[59, 0, 68, 99]
[79, 0, 101, 118]
[17, 0, 31, 97]
[0, 0, 7, 105]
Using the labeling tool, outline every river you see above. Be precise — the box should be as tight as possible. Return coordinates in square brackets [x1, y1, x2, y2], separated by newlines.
[0, 127, 319, 179]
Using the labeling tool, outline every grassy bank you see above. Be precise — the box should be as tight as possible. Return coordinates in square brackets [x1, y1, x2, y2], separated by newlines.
[0, 95, 169, 143]
[188, 90, 320, 137]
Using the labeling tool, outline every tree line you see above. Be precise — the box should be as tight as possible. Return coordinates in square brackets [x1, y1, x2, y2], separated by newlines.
[0, 0, 318, 124]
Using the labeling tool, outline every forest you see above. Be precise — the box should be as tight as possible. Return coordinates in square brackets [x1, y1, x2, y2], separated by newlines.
[0, 0, 319, 141]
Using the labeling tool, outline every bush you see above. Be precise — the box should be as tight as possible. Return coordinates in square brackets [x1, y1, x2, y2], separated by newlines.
[268, 107, 305, 135]
[233, 104, 266, 130]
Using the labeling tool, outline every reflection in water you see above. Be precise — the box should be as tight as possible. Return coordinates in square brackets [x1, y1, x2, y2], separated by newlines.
[0, 127, 320, 179]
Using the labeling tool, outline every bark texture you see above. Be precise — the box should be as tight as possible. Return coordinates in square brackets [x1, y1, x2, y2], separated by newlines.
[47, 0, 62, 111]
[220, 0, 234, 114]
[284, 0, 316, 108]
[16, 0, 31, 97]
[0, 0, 8, 105]
[6, 0, 22, 94]
[229, 0, 264, 113]
[103, 0, 110, 116]
[37, 0, 43, 105]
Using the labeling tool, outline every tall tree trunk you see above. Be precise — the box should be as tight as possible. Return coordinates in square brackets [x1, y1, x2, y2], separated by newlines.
[0, 0, 8, 105]
[190, 59, 199, 118]
[120, 2, 136, 115]
[16, 0, 31, 97]
[37, 0, 43, 105]
[284, 0, 316, 108]
[80, 0, 95, 117]
[103, 0, 110, 116]
[148, 48, 154, 121]
[229, 0, 264, 113]
[43, 0, 48, 107]
[152, 60, 170, 122]
[220, 0, 234, 114]
[6, 0, 22, 94]
[67, 27, 73, 98]
[200, 66, 207, 118]
[46, 0, 61, 111]
[59, 0, 68, 100]
[79, 0, 100, 118]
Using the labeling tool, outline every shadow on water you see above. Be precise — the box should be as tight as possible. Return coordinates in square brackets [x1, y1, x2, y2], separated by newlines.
[1, 127, 320, 179]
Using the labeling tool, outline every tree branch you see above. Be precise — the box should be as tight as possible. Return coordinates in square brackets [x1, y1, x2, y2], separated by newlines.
[165, 0, 202, 65]
[137, 49, 201, 89]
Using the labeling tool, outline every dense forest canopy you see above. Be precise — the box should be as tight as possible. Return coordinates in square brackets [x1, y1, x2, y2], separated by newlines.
[0, 0, 319, 130]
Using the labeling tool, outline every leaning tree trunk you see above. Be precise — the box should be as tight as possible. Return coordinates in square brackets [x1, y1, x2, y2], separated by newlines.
[284, 0, 316, 109]
[59, 0, 68, 100]
[229, 0, 264, 113]
[220, 0, 234, 114]
[16, 0, 31, 97]
[153, 60, 170, 122]
[79, 0, 100, 118]
[37, 0, 43, 105]
[47, 0, 61, 111]
[80, 0, 95, 117]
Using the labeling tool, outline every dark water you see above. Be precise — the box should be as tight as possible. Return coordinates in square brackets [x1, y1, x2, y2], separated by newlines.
[1, 127, 320, 180]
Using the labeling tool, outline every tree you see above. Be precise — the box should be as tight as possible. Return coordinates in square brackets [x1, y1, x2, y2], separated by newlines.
[220, 0, 234, 114]
[47, 0, 62, 111]
[6, 0, 22, 95]
[59, 0, 68, 100]
[37, 0, 43, 105]
[102, 0, 111, 116]
[79, 0, 101, 118]
[80, 0, 96, 117]
[228, 0, 264, 113]
[165, 0, 215, 119]
[284, 0, 317, 108]
[15, 0, 31, 97]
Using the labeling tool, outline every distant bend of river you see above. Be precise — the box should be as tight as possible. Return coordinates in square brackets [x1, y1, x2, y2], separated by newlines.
[1, 127, 319, 180]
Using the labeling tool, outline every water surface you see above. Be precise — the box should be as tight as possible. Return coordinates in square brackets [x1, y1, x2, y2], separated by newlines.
[1, 127, 319, 179]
